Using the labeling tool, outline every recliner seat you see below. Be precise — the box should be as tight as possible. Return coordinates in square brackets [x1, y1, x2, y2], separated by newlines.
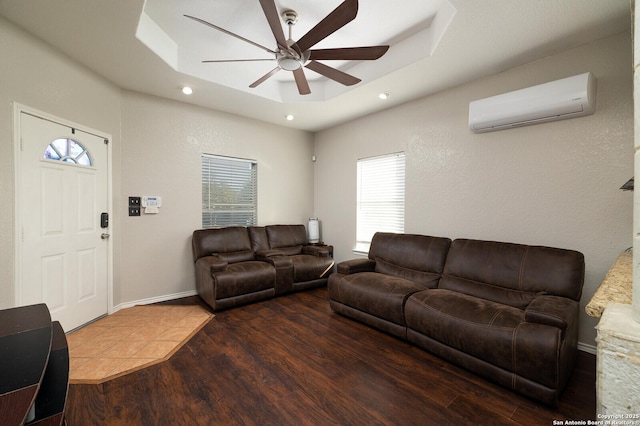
[328, 232, 451, 338]
[192, 226, 276, 310]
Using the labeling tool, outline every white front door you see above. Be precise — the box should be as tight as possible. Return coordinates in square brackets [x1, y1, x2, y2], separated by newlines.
[18, 110, 110, 332]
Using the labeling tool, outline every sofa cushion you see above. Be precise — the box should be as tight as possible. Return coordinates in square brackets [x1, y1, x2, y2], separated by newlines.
[290, 254, 334, 282]
[275, 245, 303, 256]
[439, 239, 585, 307]
[214, 261, 275, 299]
[248, 226, 269, 252]
[368, 233, 451, 287]
[192, 227, 253, 261]
[266, 225, 308, 248]
[405, 289, 562, 388]
[212, 250, 255, 264]
[329, 272, 425, 326]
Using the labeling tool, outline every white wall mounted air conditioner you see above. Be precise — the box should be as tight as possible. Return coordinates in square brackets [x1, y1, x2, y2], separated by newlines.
[468, 72, 596, 133]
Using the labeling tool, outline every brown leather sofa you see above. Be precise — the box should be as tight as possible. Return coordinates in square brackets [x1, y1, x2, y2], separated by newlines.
[328, 232, 585, 406]
[192, 224, 334, 310]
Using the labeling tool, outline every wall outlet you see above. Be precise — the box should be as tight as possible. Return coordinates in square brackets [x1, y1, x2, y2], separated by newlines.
[129, 207, 141, 216]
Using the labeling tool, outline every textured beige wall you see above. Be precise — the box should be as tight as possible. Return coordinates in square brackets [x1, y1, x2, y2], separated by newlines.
[119, 91, 314, 305]
[0, 17, 122, 309]
[313, 32, 634, 348]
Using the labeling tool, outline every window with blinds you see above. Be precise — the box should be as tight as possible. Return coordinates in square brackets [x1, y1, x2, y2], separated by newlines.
[356, 152, 405, 253]
[202, 154, 257, 228]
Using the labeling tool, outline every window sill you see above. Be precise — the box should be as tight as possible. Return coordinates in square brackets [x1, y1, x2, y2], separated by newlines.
[352, 243, 370, 256]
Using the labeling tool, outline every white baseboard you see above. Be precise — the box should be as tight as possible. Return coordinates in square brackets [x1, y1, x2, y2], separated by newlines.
[578, 342, 596, 355]
[111, 289, 199, 314]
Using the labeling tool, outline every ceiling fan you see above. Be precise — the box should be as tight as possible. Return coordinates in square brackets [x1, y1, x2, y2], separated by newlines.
[184, 0, 389, 95]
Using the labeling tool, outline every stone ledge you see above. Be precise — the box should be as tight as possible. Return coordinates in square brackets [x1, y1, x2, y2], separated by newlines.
[585, 251, 632, 318]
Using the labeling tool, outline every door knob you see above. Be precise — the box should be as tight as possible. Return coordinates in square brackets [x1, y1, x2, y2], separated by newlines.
[101, 233, 110, 240]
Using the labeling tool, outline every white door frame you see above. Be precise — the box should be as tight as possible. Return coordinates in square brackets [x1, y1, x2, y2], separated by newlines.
[13, 102, 114, 317]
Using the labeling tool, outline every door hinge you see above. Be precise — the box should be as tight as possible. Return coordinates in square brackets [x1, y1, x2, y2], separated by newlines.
[20, 138, 23, 151]
[104, 139, 109, 145]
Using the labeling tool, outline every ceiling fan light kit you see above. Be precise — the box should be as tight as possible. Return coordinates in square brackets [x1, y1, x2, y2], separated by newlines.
[277, 58, 301, 71]
[184, 0, 389, 95]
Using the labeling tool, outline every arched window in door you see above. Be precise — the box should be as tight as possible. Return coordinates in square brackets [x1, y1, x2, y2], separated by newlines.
[43, 138, 92, 166]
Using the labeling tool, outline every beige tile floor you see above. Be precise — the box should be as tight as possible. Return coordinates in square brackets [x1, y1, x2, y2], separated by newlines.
[66, 304, 213, 384]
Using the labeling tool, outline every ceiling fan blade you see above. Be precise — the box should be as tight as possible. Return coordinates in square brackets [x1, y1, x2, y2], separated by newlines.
[203, 59, 275, 63]
[259, 0, 288, 50]
[309, 46, 389, 61]
[293, 68, 311, 95]
[305, 61, 361, 86]
[184, 14, 277, 55]
[249, 67, 281, 88]
[296, 0, 358, 52]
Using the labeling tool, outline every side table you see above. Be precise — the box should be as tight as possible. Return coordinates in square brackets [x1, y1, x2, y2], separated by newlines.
[0, 303, 69, 425]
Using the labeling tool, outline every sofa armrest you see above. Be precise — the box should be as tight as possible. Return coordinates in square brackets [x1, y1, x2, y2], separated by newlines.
[302, 245, 332, 257]
[336, 258, 376, 274]
[525, 295, 579, 331]
[194, 255, 228, 274]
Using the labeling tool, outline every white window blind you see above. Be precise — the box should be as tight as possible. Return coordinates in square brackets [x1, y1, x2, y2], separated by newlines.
[356, 152, 405, 252]
[202, 154, 257, 228]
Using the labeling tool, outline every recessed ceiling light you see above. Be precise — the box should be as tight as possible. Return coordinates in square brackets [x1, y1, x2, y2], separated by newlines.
[286, 114, 294, 121]
[182, 86, 193, 95]
[378, 91, 390, 100]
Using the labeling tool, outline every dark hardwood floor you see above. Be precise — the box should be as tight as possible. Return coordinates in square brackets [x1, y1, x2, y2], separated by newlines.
[66, 288, 596, 425]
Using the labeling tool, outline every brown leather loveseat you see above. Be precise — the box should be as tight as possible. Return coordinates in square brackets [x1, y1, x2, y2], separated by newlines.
[328, 232, 585, 406]
[193, 224, 334, 310]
